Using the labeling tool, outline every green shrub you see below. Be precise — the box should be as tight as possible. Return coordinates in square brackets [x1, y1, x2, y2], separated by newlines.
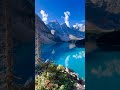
[35, 62, 83, 90]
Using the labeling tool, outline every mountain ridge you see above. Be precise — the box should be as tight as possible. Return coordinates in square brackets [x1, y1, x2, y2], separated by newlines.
[35, 14, 85, 43]
[47, 20, 85, 41]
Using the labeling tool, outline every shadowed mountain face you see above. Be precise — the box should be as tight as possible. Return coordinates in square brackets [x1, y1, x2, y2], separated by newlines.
[35, 14, 85, 43]
[35, 14, 62, 44]
[47, 20, 85, 41]
[86, 0, 120, 30]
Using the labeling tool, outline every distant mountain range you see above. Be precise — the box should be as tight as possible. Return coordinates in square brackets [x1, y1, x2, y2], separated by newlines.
[47, 20, 85, 41]
[35, 14, 85, 44]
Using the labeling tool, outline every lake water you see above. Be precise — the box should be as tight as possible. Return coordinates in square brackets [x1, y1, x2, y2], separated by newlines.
[86, 42, 120, 90]
[41, 43, 85, 80]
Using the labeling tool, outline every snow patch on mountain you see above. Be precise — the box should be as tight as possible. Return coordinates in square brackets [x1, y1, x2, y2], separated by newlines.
[73, 23, 85, 32]
[47, 20, 85, 41]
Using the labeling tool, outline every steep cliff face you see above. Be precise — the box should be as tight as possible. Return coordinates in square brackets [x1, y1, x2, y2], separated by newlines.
[35, 14, 54, 44]
[47, 21, 85, 41]
[35, 14, 62, 44]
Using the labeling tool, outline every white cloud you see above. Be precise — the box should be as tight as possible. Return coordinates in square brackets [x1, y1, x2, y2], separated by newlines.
[40, 10, 48, 24]
[64, 11, 70, 27]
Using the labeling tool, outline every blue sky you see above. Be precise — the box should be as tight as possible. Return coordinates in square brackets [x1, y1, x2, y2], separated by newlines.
[35, 0, 85, 26]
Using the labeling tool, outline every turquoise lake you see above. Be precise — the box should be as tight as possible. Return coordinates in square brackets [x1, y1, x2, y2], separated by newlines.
[41, 43, 85, 80]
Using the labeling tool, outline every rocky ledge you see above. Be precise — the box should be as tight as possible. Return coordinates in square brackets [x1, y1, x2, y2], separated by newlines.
[35, 62, 85, 90]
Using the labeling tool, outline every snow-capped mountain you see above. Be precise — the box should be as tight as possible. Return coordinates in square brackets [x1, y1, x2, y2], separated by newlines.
[47, 20, 85, 41]
[73, 23, 85, 32]
[47, 20, 69, 41]
[47, 20, 62, 32]
[47, 20, 64, 36]
[35, 14, 85, 42]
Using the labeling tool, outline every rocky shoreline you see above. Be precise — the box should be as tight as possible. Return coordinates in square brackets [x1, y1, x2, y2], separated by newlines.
[35, 62, 85, 90]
